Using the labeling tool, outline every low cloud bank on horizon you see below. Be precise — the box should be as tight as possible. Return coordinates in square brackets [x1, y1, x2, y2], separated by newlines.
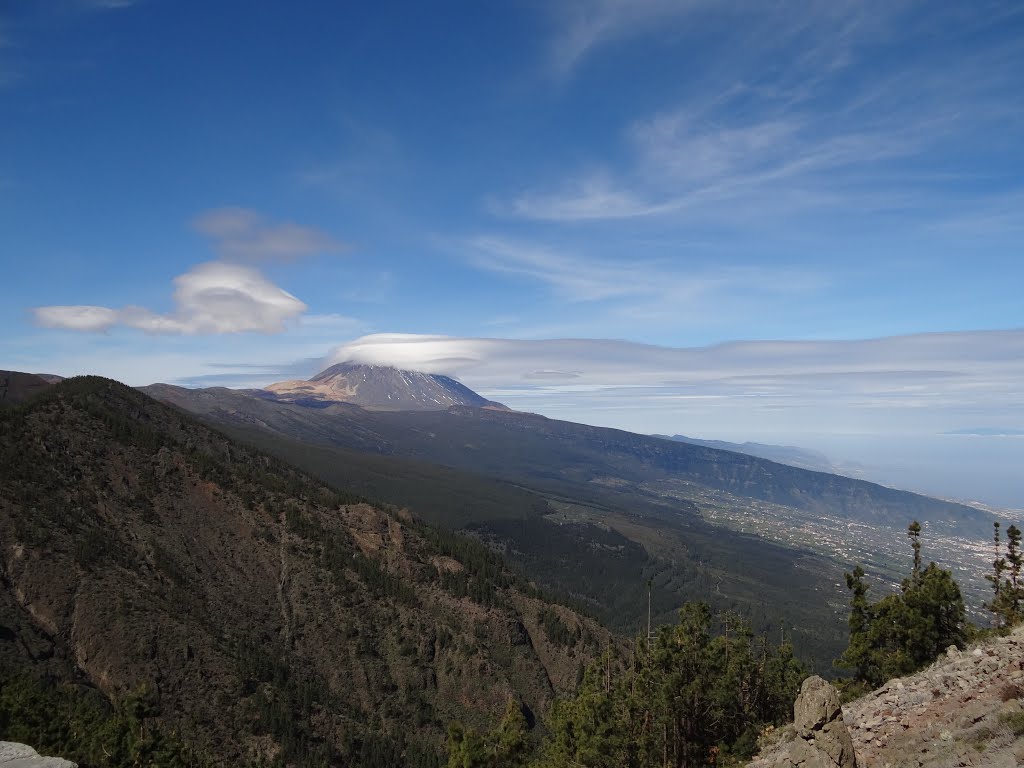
[327, 330, 1024, 440]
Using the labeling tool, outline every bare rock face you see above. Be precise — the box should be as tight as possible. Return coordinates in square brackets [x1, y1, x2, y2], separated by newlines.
[0, 742, 77, 767]
[794, 675, 843, 732]
[790, 676, 858, 768]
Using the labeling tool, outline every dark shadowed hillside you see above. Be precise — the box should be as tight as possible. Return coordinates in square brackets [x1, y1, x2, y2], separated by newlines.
[0, 377, 606, 766]
[0, 370, 58, 407]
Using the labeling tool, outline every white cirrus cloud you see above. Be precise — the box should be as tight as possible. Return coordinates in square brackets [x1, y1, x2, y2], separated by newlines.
[523, 2, 1024, 228]
[33, 261, 307, 335]
[545, 0, 881, 78]
[505, 108, 924, 223]
[464, 235, 821, 316]
[547, 0, 715, 76]
[192, 207, 345, 263]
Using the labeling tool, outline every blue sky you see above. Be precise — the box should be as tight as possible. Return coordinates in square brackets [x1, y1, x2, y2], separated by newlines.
[2, 1, 1023, 507]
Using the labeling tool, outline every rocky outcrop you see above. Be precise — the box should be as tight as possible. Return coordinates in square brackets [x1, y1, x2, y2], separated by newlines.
[0, 742, 76, 767]
[750, 624, 1024, 768]
[791, 676, 857, 768]
[751, 676, 857, 768]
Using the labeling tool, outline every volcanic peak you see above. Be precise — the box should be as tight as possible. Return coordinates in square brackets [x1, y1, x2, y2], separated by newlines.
[263, 361, 506, 411]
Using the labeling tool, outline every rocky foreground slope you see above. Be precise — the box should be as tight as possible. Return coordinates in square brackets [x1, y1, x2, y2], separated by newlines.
[751, 624, 1024, 768]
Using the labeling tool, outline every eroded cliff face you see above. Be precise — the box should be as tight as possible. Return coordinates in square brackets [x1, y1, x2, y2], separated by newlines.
[751, 625, 1024, 768]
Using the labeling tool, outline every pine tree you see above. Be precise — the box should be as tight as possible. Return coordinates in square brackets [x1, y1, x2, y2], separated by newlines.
[985, 521, 1007, 627]
[534, 603, 807, 767]
[446, 701, 530, 768]
[1007, 524, 1023, 620]
[836, 566, 875, 683]
[493, 700, 529, 767]
[902, 563, 966, 663]
[908, 520, 922, 580]
[537, 666, 624, 768]
[445, 722, 486, 768]
[985, 521, 1023, 628]
[838, 523, 965, 688]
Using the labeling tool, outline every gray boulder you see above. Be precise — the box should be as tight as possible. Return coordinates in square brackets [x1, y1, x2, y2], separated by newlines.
[790, 676, 858, 768]
[0, 742, 77, 767]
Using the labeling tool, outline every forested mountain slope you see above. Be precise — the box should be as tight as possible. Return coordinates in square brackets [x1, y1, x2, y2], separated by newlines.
[0, 377, 606, 766]
[138, 377, 1001, 671]
[142, 383, 854, 671]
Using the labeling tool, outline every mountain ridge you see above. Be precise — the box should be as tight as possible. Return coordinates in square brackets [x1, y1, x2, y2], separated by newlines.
[142, 378, 993, 536]
[653, 433, 857, 476]
[0, 370, 61, 407]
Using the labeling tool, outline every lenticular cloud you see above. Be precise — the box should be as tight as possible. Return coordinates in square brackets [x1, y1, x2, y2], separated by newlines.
[33, 261, 307, 335]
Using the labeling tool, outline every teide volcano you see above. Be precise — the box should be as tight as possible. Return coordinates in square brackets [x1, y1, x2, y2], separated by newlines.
[262, 362, 507, 411]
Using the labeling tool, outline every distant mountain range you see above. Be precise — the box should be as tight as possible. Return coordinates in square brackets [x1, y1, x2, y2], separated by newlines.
[652, 434, 864, 477]
[143, 364, 991, 537]
[260, 362, 507, 411]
